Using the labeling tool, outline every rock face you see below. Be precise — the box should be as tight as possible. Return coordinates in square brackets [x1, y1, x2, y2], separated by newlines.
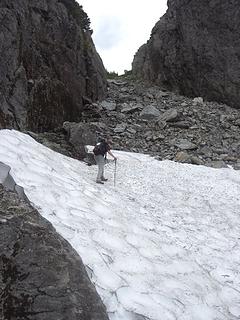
[132, 0, 240, 108]
[0, 0, 107, 132]
[0, 184, 109, 320]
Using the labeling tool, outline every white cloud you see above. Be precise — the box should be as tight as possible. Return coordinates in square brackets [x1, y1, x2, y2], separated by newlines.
[94, 15, 124, 50]
[78, 0, 168, 74]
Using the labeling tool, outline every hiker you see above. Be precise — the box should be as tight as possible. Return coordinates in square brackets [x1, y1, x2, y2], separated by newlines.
[93, 138, 117, 184]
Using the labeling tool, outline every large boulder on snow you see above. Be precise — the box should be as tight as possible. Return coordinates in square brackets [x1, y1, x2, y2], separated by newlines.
[63, 121, 105, 158]
[0, 0, 107, 132]
[0, 184, 109, 320]
[132, 0, 240, 108]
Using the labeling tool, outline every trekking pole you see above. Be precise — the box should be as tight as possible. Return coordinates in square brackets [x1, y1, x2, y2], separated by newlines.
[114, 159, 117, 187]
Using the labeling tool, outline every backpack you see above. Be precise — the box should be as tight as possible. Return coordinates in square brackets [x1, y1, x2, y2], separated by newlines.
[93, 142, 103, 155]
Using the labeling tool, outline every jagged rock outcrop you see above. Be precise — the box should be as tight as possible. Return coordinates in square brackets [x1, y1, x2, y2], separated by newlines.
[0, 0, 107, 132]
[0, 184, 109, 320]
[132, 0, 240, 108]
[0, 161, 27, 199]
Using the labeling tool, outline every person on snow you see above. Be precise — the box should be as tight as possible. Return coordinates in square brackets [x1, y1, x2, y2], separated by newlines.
[93, 138, 117, 184]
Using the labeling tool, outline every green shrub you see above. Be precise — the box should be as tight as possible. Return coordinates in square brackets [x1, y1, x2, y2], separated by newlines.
[106, 70, 119, 79]
[59, 0, 92, 32]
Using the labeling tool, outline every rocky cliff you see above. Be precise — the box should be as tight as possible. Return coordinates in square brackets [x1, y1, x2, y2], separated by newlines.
[132, 0, 240, 108]
[0, 184, 109, 320]
[0, 0, 107, 132]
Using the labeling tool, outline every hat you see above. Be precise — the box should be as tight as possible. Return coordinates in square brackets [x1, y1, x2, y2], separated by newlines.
[106, 137, 113, 144]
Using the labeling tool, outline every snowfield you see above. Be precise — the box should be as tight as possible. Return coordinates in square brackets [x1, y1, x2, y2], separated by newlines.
[0, 129, 240, 320]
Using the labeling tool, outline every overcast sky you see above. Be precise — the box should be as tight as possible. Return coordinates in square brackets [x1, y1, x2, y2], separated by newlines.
[77, 0, 168, 74]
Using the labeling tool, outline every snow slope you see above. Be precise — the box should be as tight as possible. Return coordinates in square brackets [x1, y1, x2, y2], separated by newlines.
[0, 129, 240, 320]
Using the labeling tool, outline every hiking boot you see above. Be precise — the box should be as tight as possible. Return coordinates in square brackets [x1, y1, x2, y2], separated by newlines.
[101, 177, 108, 181]
[96, 180, 104, 184]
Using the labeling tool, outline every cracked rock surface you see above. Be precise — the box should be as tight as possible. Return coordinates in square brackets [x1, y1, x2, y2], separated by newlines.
[0, 0, 107, 132]
[132, 0, 240, 109]
[0, 185, 109, 320]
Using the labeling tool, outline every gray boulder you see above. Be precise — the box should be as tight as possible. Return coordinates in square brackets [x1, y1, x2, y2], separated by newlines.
[175, 151, 191, 163]
[63, 122, 103, 158]
[121, 103, 142, 114]
[206, 160, 228, 169]
[160, 108, 180, 122]
[175, 152, 203, 165]
[114, 123, 127, 133]
[100, 101, 117, 111]
[174, 139, 198, 150]
[139, 105, 161, 120]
